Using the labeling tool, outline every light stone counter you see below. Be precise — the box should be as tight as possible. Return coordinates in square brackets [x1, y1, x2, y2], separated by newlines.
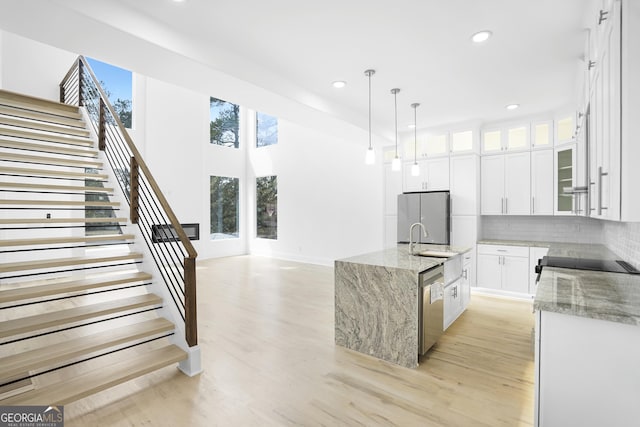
[334, 244, 470, 368]
[533, 243, 640, 325]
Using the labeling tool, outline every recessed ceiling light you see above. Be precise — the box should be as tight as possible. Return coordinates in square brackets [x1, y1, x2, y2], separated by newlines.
[471, 30, 492, 43]
[408, 124, 416, 129]
[332, 81, 346, 88]
[506, 103, 520, 110]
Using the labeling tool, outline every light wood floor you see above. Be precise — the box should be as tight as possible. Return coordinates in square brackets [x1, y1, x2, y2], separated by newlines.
[64, 255, 535, 426]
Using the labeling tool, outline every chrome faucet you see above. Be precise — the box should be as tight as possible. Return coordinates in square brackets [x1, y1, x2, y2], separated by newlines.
[409, 222, 428, 255]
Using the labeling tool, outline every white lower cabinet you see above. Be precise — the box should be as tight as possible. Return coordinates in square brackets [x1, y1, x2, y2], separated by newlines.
[476, 244, 530, 294]
[536, 310, 640, 427]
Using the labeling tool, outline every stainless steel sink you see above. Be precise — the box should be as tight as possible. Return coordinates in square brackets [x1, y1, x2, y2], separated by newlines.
[416, 250, 458, 258]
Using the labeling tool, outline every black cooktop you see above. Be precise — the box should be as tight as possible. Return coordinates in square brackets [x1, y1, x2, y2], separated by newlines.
[537, 256, 640, 274]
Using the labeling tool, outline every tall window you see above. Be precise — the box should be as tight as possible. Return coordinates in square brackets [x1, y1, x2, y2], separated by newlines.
[256, 176, 277, 239]
[210, 176, 239, 240]
[86, 57, 133, 128]
[210, 97, 240, 148]
[256, 112, 278, 147]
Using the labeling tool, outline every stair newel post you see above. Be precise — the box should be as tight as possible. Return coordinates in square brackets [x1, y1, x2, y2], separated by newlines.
[185, 256, 198, 347]
[98, 99, 107, 151]
[78, 60, 84, 107]
[130, 156, 140, 224]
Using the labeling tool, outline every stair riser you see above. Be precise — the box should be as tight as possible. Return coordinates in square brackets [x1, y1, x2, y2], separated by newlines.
[0, 105, 85, 129]
[0, 118, 90, 137]
[0, 139, 98, 158]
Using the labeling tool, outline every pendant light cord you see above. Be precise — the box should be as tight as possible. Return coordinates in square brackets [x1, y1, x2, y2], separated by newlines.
[413, 105, 417, 163]
[368, 72, 372, 150]
[394, 90, 398, 157]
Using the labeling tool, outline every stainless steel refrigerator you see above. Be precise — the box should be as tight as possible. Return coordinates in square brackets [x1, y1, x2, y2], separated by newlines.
[397, 191, 450, 244]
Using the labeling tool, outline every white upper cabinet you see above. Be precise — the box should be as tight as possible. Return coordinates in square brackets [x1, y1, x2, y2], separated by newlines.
[481, 152, 531, 215]
[481, 124, 530, 154]
[450, 154, 479, 215]
[425, 133, 449, 157]
[403, 158, 449, 193]
[531, 149, 554, 216]
[531, 121, 553, 150]
[450, 129, 477, 154]
[554, 144, 578, 215]
[481, 128, 502, 154]
[555, 115, 575, 145]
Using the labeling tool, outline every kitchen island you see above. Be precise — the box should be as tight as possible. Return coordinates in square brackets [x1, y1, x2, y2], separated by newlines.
[335, 244, 470, 368]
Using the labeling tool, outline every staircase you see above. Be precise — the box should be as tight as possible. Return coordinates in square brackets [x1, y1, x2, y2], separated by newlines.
[0, 89, 189, 405]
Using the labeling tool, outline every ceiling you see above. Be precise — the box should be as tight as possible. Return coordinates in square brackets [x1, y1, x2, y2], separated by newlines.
[21, 0, 596, 138]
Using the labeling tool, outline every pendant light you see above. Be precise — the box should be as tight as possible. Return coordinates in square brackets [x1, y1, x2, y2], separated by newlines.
[391, 88, 401, 171]
[364, 69, 376, 165]
[411, 103, 420, 176]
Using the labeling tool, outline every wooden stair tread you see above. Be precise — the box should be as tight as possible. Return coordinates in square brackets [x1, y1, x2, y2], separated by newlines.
[0, 89, 82, 119]
[0, 181, 112, 193]
[0, 217, 126, 225]
[0, 105, 85, 129]
[0, 233, 135, 247]
[0, 252, 143, 274]
[0, 344, 186, 405]
[0, 318, 174, 382]
[0, 293, 162, 339]
[0, 152, 102, 168]
[0, 139, 98, 157]
[0, 128, 92, 146]
[0, 116, 90, 137]
[0, 271, 152, 304]
[0, 199, 118, 207]
[0, 166, 108, 180]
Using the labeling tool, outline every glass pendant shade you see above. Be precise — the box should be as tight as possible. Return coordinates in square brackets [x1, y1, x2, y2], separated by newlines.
[365, 147, 375, 165]
[411, 162, 420, 176]
[391, 156, 401, 171]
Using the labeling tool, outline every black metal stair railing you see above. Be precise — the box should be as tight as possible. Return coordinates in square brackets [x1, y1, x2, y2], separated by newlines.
[59, 56, 198, 347]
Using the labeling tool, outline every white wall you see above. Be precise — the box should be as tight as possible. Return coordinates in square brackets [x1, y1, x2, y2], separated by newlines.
[0, 29, 384, 264]
[248, 119, 383, 265]
[0, 31, 75, 100]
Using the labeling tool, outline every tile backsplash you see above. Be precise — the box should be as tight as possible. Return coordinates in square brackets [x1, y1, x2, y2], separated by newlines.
[602, 221, 640, 269]
[481, 216, 604, 244]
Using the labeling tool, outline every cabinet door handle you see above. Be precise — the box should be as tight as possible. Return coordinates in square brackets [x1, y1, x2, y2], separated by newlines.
[501, 197, 504, 214]
[505, 198, 508, 214]
[532, 197, 535, 214]
[598, 9, 609, 25]
[588, 60, 596, 70]
[597, 166, 609, 215]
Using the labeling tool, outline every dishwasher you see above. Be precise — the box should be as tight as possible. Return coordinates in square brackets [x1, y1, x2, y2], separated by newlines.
[419, 265, 445, 355]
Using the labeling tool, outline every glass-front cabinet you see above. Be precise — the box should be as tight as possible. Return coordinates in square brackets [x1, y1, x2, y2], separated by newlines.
[554, 144, 577, 215]
[531, 121, 553, 149]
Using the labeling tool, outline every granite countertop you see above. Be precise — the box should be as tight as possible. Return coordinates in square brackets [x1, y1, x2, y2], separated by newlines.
[533, 243, 640, 326]
[477, 239, 554, 248]
[336, 244, 471, 274]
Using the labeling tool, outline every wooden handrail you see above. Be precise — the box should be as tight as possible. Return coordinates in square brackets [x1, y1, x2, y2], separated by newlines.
[75, 56, 197, 259]
[61, 56, 199, 348]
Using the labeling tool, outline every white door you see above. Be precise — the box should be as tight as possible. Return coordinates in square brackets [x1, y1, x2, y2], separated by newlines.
[502, 255, 530, 294]
[531, 149, 554, 215]
[504, 151, 531, 215]
[480, 155, 505, 215]
[450, 154, 479, 215]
